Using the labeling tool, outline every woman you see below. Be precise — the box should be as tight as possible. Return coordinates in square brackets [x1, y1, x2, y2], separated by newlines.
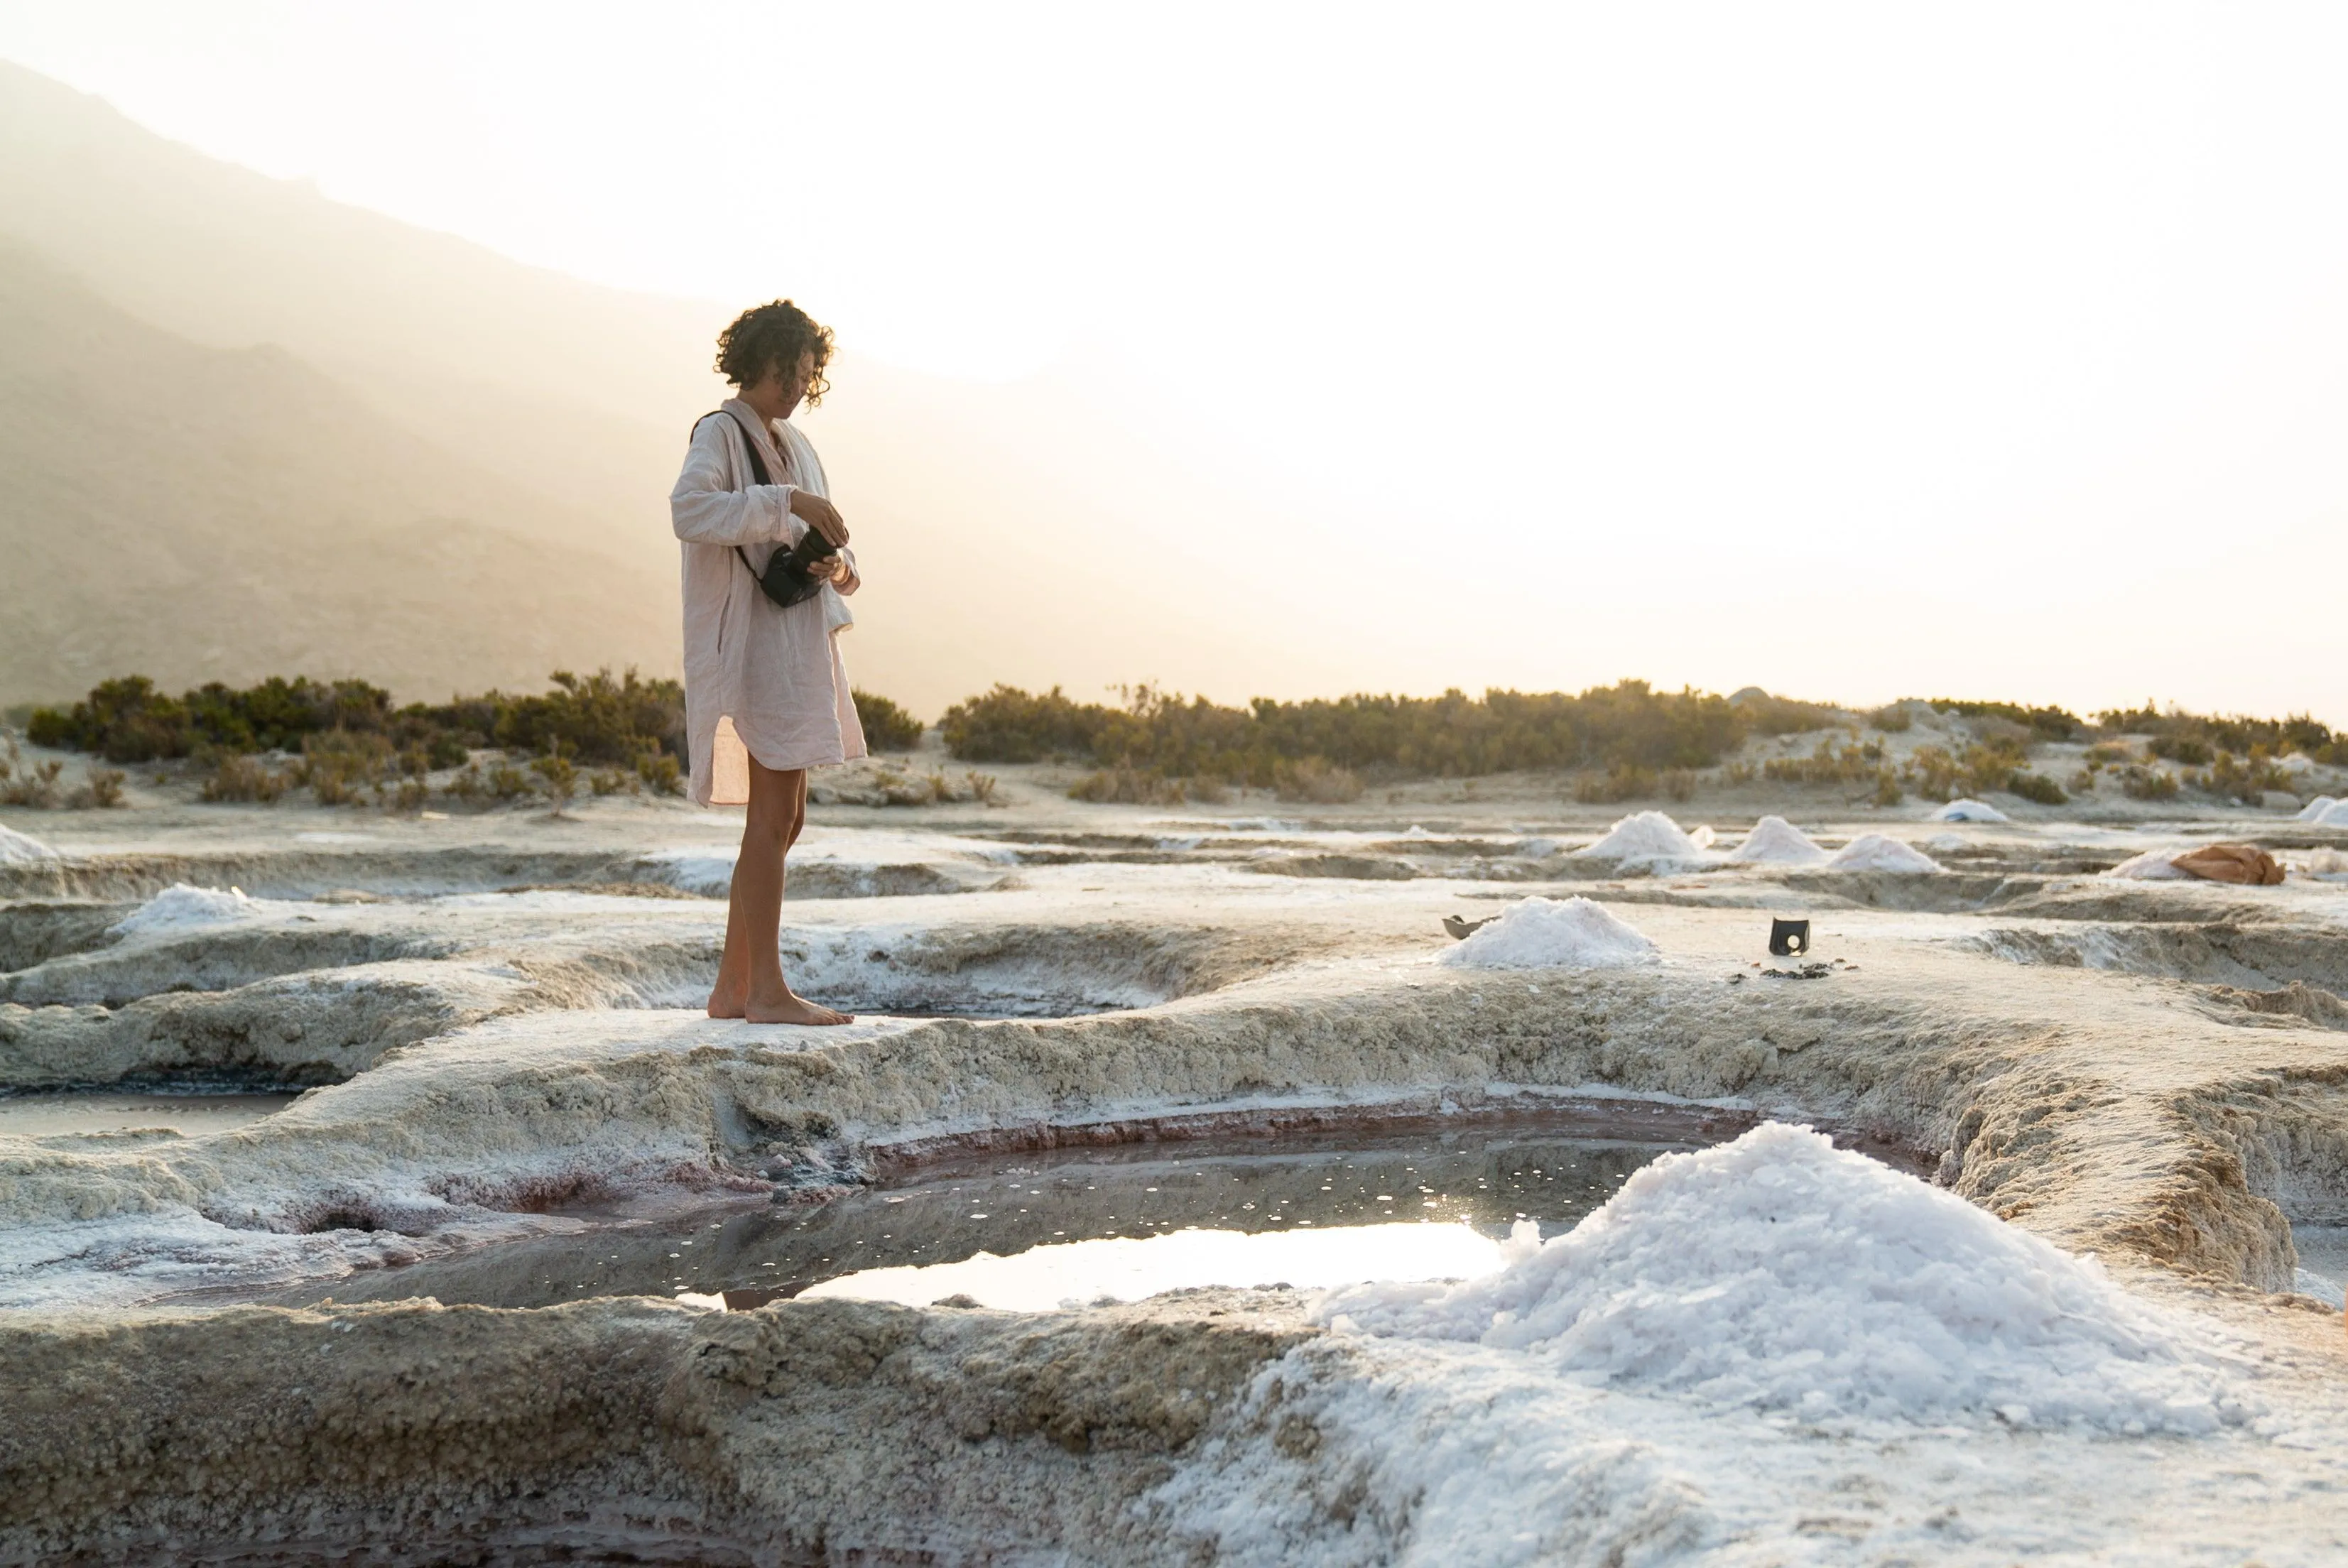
[670, 300, 864, 1024]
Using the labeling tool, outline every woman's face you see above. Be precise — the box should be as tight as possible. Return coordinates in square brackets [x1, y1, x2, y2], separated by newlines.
[763, 350, 817, 419]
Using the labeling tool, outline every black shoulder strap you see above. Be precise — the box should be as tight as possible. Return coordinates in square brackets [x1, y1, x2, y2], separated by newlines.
[695, 409, 773, 489]
[695, 410, 781, 588]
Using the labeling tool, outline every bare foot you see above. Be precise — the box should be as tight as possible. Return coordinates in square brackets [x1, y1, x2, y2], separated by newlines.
[744, 986, 855, 1025]
[706, 981, 747, 1019]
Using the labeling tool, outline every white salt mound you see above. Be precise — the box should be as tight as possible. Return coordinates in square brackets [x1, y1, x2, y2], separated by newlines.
[1825, 834, 1942, 873]
[2318, 800, 2348, 827]
[1931, 798, 2009, 823]
[1686, 824, 1716, 849]
[2106, 848, 2192, 881]
[0, 824, 57, 864]
[1724, 815, 1827, 866]
[109, 883, 254, 935]
[1438, 895, 1660, 971]
[1317, 1123, 2254, 1433]
[2293, 795, 2337, 822]
[1577, 811, 1707, 868]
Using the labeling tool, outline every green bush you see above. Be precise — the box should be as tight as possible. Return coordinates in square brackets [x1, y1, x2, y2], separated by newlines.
[200, 753, 291, 803]
[1923, 699, 2083, 742]
[852, 690, 925, 751]
[2097, 703, 2337, 761]
[2148, 735, 2213, 766]
[2006, 772, 2067, 805]
[2118, 766, 2180, 800]
[28, 668, 685, 769]
[945, 680, 1754, 782]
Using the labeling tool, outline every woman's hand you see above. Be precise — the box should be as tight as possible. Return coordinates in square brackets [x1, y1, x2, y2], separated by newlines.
[821, 552, 859, 592]
[789, 489, 849, 546]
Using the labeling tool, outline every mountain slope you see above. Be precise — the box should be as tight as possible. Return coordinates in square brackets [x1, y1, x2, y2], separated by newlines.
[0, 61, 1362, 715]
[0, 247, 678, 702]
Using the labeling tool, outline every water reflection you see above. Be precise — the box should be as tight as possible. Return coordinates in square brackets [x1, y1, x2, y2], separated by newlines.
[268, 1119, 1695, 1312]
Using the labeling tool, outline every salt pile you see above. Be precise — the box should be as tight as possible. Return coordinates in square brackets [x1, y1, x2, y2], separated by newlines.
[1825, 834, 1942, 873]
[1932, 798, 2009, 823]
[107, 883, 255, 935]
[1438, 896, 1660, 971]
[2293, 796, 2337, 823]
[2106, 848, 2191, 881]
[0, 824, 57, 864]
[1317, 1123, 2253, 1433]
[1724, 815, 1827, 866]
[2317, 801, 2348, 827]
[1686, 824, 1716, 849]
[1577, 811, 1710, 869]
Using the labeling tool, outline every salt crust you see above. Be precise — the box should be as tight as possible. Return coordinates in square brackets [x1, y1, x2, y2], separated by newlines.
[107, 883, 255, 935]
[1315, 1123, 2256, 1434]
[0, 824, 56, 864]
[2294, 795, 2337, 823]
[2107, 848, 2192, 881]
[1825, 833, 1942, 873]
[1437, 896, 1660, 971]
[2317, 800, 2348, 827]
[1932, 798, 2009, 823]
[1723, 815, 1827, 866]
[1577, 811, 1709, 869]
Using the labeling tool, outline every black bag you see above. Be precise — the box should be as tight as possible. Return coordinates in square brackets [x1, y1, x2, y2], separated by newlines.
[700, 410, 839, 609]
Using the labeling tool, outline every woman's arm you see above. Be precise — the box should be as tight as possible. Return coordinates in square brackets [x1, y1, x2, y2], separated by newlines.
[670, 419, 802, 546]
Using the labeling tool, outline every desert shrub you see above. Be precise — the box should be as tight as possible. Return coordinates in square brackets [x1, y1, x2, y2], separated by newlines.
[2097, 703, 2336, 761]
[589, 767, 635, 797]
[2195, 749, 2292, 805]
[1866, 704, 1914, 733]
[202, 753, 292, 803]
[295, 730, 396, 807]
[1662, 768, 1698, 802]
[385, 778, 428, 813]
[2007, 773, 2067, 805]
[1720, 762, 1759, 787]
[531, 750, 579, 812]
[2148, 735, 2213, 766]
[1871, 773, 1905, 807]
[852, 690, 925, 752]
[2118, 766, 2180, 800]
[1, 745, 63, 807]
[1276, 757, 1366, 804]
[1732, 690, 1846, 736]
[636, 753, 685, 797]
[2083, 742, 2136, 766]
[946, 679, 1755, 782]
[1069, 766, 1187, 805]
[1573, 763, 1656, 804]
[1763, 737, 1886, 788]
[28, 668, 685, 771]
[1924, 699, 2083, 742]
[1902, 740, 2030, 802]
[61, 767, 126, 810]
[488, 761, 534, 800]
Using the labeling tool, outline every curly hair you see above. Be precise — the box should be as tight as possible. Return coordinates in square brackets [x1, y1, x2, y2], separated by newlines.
[714, 299, 834, 404]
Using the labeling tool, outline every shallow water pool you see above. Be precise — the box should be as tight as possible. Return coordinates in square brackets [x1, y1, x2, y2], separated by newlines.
[263, 1115, 1717, 1312]
[2293, 1224, 2348, 1309]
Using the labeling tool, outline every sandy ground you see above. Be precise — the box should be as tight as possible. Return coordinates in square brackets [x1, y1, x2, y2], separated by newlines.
[4, 744, 2348, 1564]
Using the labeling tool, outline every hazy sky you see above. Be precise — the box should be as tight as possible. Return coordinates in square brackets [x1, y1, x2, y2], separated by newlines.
[6, 1, 2347, 719]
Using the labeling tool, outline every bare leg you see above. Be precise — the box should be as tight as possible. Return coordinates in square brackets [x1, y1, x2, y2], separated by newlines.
[707, 757, 853, 1025]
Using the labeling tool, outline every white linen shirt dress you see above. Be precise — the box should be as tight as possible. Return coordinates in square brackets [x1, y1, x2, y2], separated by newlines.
[669, 397, 866, 805]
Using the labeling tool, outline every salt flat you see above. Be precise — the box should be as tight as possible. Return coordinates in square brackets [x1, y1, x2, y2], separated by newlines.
[3, 768, 2347, 1564]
